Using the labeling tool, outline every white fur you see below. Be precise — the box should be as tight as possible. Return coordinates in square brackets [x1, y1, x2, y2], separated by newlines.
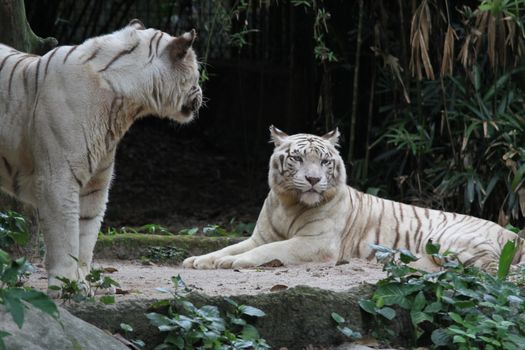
[184, 128, 522, 270]
[0, 21, 202, 294]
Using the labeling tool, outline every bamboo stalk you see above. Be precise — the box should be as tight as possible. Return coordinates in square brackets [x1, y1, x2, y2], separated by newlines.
[348, 0, 364, 163]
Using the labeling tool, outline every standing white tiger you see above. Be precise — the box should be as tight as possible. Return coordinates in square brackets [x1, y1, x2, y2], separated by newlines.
[184, 126, 524, 270]
[0, 19, 202, 294]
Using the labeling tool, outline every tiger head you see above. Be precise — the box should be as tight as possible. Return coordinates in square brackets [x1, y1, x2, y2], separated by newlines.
[94, 19, 203, 123]
[268, 126, 347, 207]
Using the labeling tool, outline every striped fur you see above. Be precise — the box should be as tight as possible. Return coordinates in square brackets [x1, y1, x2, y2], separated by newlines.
[0, 19, 202, 294]
[184, 126, 523, 270]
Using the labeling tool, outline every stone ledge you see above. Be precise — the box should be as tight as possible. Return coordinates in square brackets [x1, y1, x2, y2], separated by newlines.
[66, 284, 375, 350]
[94, 234, 245, 260]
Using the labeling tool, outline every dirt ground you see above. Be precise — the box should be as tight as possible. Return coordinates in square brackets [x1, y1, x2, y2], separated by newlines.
[26, 258, 386, 300]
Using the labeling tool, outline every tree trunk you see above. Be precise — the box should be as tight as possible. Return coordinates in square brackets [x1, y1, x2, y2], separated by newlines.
[0, 0, 57, 54]
[0, 0, 56, 258]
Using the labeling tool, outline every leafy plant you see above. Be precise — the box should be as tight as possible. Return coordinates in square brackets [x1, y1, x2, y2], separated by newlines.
[360, 241, 525, 349]
[144, 246, 188, 264]
[50, 268, 119, 304]
[331, 312, 362, 339]
[0, 211, 58, 350]
[147, 275, 270, 350]
[0, 211, 29, 249]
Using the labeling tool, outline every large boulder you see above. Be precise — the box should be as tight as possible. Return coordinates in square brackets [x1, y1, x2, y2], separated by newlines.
[68, 285, 375, 350]
[0, 304, 127, 350]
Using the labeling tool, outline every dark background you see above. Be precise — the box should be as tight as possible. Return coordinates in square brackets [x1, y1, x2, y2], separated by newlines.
[22, 0, 525, 230]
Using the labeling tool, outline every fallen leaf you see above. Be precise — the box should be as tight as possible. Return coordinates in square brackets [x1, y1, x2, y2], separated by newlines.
[103, 267, 119, 273]
[270, 284, 288, 292]
[335, 260, 349, 266]
[115, 288, 130, 295]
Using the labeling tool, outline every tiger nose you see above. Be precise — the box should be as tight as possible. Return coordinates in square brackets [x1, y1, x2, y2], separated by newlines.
[305, 176, 321, 185]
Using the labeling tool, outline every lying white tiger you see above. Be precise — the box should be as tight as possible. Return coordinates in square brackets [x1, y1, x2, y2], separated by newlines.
[0, 19, 202, 294]
[183, 126, 523, 270]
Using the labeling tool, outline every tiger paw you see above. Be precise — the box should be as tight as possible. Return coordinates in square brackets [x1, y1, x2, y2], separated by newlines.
[183, 254, 219, 269]
[215, 255, 257, 269]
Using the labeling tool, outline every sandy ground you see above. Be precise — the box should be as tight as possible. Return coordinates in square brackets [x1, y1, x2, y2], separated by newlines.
[26, 258, 386, 300]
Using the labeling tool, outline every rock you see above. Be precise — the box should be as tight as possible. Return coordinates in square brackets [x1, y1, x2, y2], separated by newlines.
[94, 234, 245, 262]
[0, 304, 127, 350]
[67, 284, 376, 350]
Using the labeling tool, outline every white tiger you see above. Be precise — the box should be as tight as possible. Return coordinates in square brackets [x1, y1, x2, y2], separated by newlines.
[183, 126, 523, 270]
[0, 19, 202, 294]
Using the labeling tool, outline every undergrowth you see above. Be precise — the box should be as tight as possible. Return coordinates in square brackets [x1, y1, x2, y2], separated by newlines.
[145, 275, 270, 350]
[0, 211, 58, 350]
[359, 240, 525, 349]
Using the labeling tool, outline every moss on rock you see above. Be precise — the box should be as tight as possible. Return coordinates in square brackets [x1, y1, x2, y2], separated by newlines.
[94, 234, 245, 262]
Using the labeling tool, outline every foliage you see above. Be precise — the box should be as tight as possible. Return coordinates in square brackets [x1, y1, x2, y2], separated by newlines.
[360, 241, 525, 349]
[331, 312, 362, 339]
[0, 211, 29, 249]
[49, 268, 119, 305]
[144, 246, 188, 264]
[0, 211, 58, 350]
[147, 275, 270, 350]
[101, 224, 172, 236]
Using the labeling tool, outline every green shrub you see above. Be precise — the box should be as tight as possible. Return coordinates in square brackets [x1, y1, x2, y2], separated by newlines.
[360, 241, 525, 349]
[0, 211, 58, 350]
[147, 276, 270, 350]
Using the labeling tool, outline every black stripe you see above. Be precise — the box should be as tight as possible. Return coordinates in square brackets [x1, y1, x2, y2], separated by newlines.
[63, 45, 79, 63]
[155, 32, 164, 55]
[67, 161, 83, 187]
[79, 216, 97, 221]
[99, 43, 139, 72]
[0, 53, 18, 73]
[2, 157, 12, 176]
[80, 188, 102, 197]
[8, 56, 31, 97]
[34, 58, 41, 94]
[12, 170, 20, 196]
[44, 48, 59, 78]
[148, 32, 159, 58]
[81, 128, 93, 174]
[83, 47, 100, 63]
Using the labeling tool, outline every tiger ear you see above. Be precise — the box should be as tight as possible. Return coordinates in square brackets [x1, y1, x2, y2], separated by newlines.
[128, 19, 145, 30]
[167, 29, 197, 60]
[322, 128, 340, 147]
[269, 125, 289, 147]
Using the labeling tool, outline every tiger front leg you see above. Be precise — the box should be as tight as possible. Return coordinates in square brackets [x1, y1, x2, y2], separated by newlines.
[183, 238, 259, 269]
[78, 163, 114, 280]
[215, 236, 338, 269]
[35, 174, 82, 296]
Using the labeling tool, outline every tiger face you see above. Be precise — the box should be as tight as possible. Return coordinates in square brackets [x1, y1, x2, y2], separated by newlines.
[268, 126, 347, 206]
[94, 19, 203, 124]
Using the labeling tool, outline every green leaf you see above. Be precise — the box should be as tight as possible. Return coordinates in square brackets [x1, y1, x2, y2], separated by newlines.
[120, 323, 133, 332]
[448, 312, 463, 325]
[424, 301, 443, 313]
[358, 299, 377, 315]
[331, 312, 345, 324]
[498, 240, 517, 280]
[146, 313, 172, 328]
[412, 291, 426, 311]
[241, 324, 260, 340]
[376, 307, 396, 320]
[431, 328, 451, 346]
[3, 290, 25, 328]
[374, 283, 422, 308]
[239, 305, 266, 318]
[399, 248, 419, 263]
[410, 310, 432, 326]
[99, 295, 115, 305]
[425, 240, 440, 255]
